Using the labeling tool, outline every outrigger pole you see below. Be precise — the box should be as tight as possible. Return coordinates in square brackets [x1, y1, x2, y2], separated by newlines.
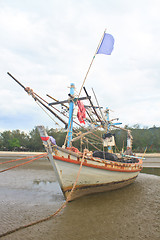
[7, 72, 25, 89]
[7, 72, 102, 144]
[7, 72, 68, 128]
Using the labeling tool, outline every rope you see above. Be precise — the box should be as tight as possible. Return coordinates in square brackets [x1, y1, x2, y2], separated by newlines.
[115, 144, 120, 154]
[0, 153, 45, 165]
[141, 147, 147, 160]
[34, 89, 103, 145]
[36, 101, 62, 128]
[0, 150, 86, 238]
[0, 153, 47, 173]
[66, 149, 86, 200]
[83, 138, 101, 151]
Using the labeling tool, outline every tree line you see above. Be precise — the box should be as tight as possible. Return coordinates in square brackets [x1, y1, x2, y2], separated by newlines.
[0, 125, 160, 153]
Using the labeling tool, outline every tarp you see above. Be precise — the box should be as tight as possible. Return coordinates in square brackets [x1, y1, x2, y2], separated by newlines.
[77, 100, 86, 124]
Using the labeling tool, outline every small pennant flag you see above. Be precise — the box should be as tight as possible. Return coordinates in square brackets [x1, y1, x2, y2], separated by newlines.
[97, 33, 114, 55]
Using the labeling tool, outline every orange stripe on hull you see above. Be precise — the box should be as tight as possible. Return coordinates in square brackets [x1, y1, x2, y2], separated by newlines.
[53, 155, 142, 173]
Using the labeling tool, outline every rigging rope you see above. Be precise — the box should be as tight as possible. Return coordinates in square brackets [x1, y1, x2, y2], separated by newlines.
[0, 153, 44, 165]
[34, 91, 103, 146]
[0, 153, 47, 173]
[83, 138, 101, 151]
[36, 101, 62, 128]
[0, 150, 86, 238]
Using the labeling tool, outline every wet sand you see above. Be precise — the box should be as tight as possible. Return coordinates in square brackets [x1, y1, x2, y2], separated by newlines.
[0, 153, 159, 240]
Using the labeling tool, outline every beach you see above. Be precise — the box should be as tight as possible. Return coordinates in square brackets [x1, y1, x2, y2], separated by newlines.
[0, 152, 159, 240]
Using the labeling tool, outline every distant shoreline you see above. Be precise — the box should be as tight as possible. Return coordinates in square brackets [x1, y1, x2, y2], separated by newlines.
[0, 151, 160, 158]
[135, 153, 160, 158]
[0, 151, 44, 155]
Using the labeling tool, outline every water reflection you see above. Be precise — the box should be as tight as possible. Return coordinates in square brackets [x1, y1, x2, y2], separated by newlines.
[33, 179, 54, 185]
[33, 179, 63, 196]
[0, 154, 159, 240]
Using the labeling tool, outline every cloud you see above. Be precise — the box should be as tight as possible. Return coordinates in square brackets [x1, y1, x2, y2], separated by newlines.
[0, 0, 160, 131]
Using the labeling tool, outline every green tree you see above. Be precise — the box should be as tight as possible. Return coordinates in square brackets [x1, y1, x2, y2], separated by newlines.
[0, 131, 12, 150]
[0, 125, 160, 153]
[8, 138, 20, 150]
[28, 127, 44, 151]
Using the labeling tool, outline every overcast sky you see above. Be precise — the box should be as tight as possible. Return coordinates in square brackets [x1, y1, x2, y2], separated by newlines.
[1, 0, 160, 131]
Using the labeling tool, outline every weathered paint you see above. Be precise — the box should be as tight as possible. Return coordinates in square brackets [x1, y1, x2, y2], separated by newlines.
[67, 83, 75, 147]
[53, 155, 142, 173]
[38, 126, 143, 201]
[63, 176, 137, 201]
[51, 147, 142, 200]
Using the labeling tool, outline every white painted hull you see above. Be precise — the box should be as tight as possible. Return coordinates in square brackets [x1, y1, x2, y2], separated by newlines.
[37, 126, 143, 201]
[51, 147, 142, 200]
[54, 158, 139, 200]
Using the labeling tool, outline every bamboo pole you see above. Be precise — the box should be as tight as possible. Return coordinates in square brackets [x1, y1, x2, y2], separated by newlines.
[46, 94, 69, 110]
[7, 72, 25, 89]
[71, 126, 99, 143]
[92, 87, 106, 122]
[78, 29, 106, 98]
[83, 87, 103, 125]
[8, 72, 103, 143]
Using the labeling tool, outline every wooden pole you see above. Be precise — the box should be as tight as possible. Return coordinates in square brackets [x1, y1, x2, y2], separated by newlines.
[92, 88, 106, 122]
[78, 29, 106, 98]
[7, 72, 68, 128]
[83, 87, 103, 125]
[7, 72, 25, 90]
[46, 94, 69, 110]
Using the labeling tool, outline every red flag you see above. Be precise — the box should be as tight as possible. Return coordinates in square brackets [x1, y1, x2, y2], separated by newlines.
[77, 100, 86, 124]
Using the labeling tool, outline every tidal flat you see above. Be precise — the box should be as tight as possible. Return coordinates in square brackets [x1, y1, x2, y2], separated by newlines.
[0, 153, 159, 240]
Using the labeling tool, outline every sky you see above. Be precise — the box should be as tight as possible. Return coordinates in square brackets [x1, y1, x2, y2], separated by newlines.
[0, 0, 160, 132]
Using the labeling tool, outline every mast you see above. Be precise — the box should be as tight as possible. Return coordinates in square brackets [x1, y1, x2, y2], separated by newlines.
[67, 83, 75, 147]
[78, 30, 106, 98]
[126, 130, 133, 155]
[106, 107, 112, 153]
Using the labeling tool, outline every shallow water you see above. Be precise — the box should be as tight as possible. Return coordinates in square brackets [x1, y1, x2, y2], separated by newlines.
[0, 154, 159, 240]
[142, 167, 160, 176]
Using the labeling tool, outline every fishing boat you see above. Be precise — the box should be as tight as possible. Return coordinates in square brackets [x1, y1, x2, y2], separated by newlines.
[8, 30, 143, 201]
[38, 125, 143, 201]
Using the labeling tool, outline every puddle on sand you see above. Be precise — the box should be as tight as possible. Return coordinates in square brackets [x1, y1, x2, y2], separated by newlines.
[33, 179, 62, 195]
[0, 154, 159, 240]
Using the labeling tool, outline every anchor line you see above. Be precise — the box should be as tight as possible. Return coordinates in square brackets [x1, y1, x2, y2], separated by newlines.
[0, 153, 47, 173]
[0, 150, 86, 238]
[0, 153, 46, 165]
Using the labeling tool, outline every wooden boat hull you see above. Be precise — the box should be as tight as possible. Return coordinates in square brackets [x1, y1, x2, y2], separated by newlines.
[51, 147, 142, 200]
[38, 126, 143, 201]
[54, 158, 139, 200]
[64, 176, 138, 200]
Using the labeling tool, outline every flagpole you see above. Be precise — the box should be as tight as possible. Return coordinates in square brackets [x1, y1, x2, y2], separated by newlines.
[78, 29, 106, 98]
